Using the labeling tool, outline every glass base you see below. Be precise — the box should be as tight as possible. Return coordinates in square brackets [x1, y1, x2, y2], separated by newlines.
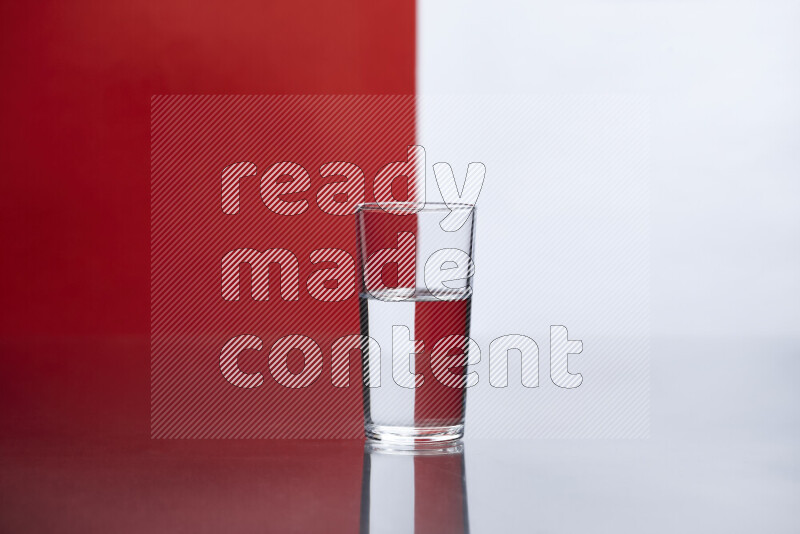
[365, 423, 464, 447]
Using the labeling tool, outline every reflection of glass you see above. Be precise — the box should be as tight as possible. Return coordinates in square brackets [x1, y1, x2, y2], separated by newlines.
[356, 203, 477, 445]
[360, 441, 470, 534]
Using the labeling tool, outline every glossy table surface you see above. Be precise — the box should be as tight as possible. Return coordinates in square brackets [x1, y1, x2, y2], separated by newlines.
[1, 337, 797, 533]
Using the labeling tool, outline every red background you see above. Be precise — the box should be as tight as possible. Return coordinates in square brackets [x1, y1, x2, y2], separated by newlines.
[0, 2, 414, 531]
[0, 0, 414, 438]
[150, 95, 416, 438]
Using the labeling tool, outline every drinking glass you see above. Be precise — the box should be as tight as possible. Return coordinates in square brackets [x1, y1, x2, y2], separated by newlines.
[356, 202, 476, 445]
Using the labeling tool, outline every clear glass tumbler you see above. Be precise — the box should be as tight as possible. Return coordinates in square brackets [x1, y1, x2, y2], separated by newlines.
[356, 202, 476, 445]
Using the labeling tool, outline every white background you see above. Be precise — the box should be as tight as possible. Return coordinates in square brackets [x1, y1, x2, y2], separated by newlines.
[417, 2, 798, 529]
[420, 0, 799, 339]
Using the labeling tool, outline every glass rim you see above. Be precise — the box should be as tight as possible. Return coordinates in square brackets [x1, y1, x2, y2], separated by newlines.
[355, 202, 475, 213]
